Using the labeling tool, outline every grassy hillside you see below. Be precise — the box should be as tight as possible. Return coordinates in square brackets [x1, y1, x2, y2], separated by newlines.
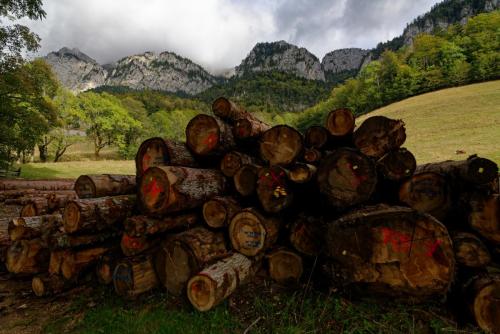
[357, 80, 500, 165]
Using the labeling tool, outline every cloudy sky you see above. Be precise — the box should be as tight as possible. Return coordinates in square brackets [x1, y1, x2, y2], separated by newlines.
[22, 0, 441, 72]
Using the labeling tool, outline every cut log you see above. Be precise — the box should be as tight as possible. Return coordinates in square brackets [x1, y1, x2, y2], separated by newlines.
[113, 256, 159, 299]
[96, 254, 120, 285]
[305, 126, 330, 149]
[49, 249, 69, 275]
[154, 227, 228, 296]
[303, 148, 322, 164]
[61, 246, 113, 280]
[49, 231, 119, 249]
[211, 97, 247, 120]
[32, 274, 72, 297]
[120, 234, 159, 257]
[399, 172, 452, 221]
[234, 164, 260, 197]
[123, 213, 198, 237]
[5, 196, 46, 206]
[317, 148, 377, 208]
[6, 239, 49, 275]
[452, 232, 491, 268]
[46, 192, 77, 212]
[324, 206, 455, 299]
[8, 214, 62, 241]
[377, 148, 416, 181]
[187, 252, 255, 312]
[463, 275, 500, 333]
[267, 249, 303, 284]
[0, 189, 36, 202]
[469, 193, 500, 245]
[256, 166, 293, 213]
[19, 197, 49, 217]
[259, 125, 303, 166]
[289, 215, 324, 256]
[416, 155, 498, 186]
[220, 151, 258, 178]
[0, 179, 74, 191]
[325, 108, 355, 137]
[234, 118, 271, 140]
[139, 166, 226, 216]
[288, 163, 317, 184]
[185, 114, 236, 156]
[63, 195, 136, 234]
[353, 116, 406, 158]
[135, 138, 198, 178]
[74, 174, 136, 198]
[0, 218, 11, 265]
[229, 208, 280, 257]
[202, 196, 241, 229]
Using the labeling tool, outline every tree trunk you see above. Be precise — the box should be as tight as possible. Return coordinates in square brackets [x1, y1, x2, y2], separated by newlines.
[6, 239, 50, 275]
[233, 164, 260, 197]
[229, 208, 280, 257]
[185, 114, 236, 156]
[220, 151, 259, 178]
[139, 166, 226, 216]
[46, 192, 78, 212]
[123, 213, 198, 237]
[62, 195, 136, 234]
[32, 274, 72, 297]
[19, 198, 50, 217]
[462, 275, 500, 333]
[377, 148, 416, 181]
[8, 214, 62, 241]
[288, 163, 317, 184]
[469, 193, 499, 245]
[113, 255, 159, 299]
[259, 125, 303, 166]
[74, 174, 136, 199]
[326, 108, 355, 137]
[120, 234, 159, 257]
[324, 205, 455, 299]
[256, 166, 294, 213]
[353, 116, 406, 158]
[289, 215, 324, 256]
[416, 155, 498, 186]
[399, 172, 452, 221]
[452, 232, 491, 268]
[305, 126, 330, 149]
[267, 249, 303, 284]
[61, 246, 113, 280]
[317, 148, 377, 209]
[202, 196, 241, 229]
[154, 227, 228, 296]
[0, 179, 74, 191]
[135, 138, 198, 178]
[187, 252, 255, 312]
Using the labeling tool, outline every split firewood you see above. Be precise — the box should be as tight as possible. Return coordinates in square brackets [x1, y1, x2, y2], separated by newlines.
[229, 208, 280, 256]
[325, 108, 355, 137]
[74, 174, 136, 199]
[220, 151, 259, 178]
[123, 213, 198, 237]
[155, 227, 228, 295]
[317, 148, 377, 208]
[32, 274, 73, 297]
[353, 116, 406, 158]
[8, 214, 62, 241]
[6, 239, 50, 275]
[257, 166, 293, 213]
[113, 255, 159, 299]
[377, 148, 416, 181]
[234, 164, 260, 197]
[202, 196, 241, 229]
[259, 125, 303, 166]
[187, 252, 256, 312]
[452, 232, 491, 268]
[469, 193, 499, 245]
[185, 114, 236, 156]
[267, 248, 303, 284]
[139, 166, 226, 216]
[135, 138, 198, 178]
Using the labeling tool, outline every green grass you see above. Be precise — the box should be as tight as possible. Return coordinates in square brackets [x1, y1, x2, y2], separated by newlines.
[357, 80, 500, 165]
[20, 160, 135, 179]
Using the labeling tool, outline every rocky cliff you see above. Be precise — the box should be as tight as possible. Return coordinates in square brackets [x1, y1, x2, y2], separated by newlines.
[321, 48, 369, 77]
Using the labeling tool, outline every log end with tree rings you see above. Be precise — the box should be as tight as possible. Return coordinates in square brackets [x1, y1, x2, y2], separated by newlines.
[289, 216, 324, 256]
[399, 172, 452, 222]
[305, 126, 330, 149]
[469, 193, 500, 245]
[63, 201, 83, 234]
[267, 249, 303, 284]
[138, 167, 171, 216]
[212, 97, 235, 119]
[74, 175, 97, 199]
[452, 232, 491, 268]
[259, 125, 303, 166]
[464, 155, 498, 185]
[288, 164, 317, 184]
[31, 275, 47, 297]
[325, 108, 355, 137]
[234, 165, 260, 197]
[303, 148, 322, 164]
[202, 197, 240, 229]
[20, 202, 38, 217]
[353, 116, 406, 158]
[377, 148, 416, 181]
[221, 151, 255, 178]
[113, 257, 158, 299]
[233, 118, 252, 139]
[257, 166, 293, 213]
[317, 149, 377, 208]
[185, 114, 223, 156]
[465, 275, 500, 333]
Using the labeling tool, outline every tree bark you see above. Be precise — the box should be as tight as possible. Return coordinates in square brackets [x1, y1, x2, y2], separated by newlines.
[19, 197, 50, 217]
[0, 179, 74, 191]
[305, 126, 330, 149]
[267, 248, 303, 284]
[452, 232, 491, 268]
[187, 252, 255, 312]
[135, 138, 198, 179]
[202, 196, 241, 229]
[353, 116, 406, 158]
[74, 174, 136, 199]
[317, 148, 377, 209]
[220, 151, 259, 178]
[325, 108, 355, 137]
[324, 205, 455, 299]
[32, 274, 72, 297]
[49, 231, 119, 249]
[233, 164, 260, 197]
[154, 227, 228, 296]
[123, 213, 198, 237]
[229, 208, 280, 257]
[8, 214, 62, 241]
[257, 166, 294, 213]
[185, 114, 236, 156]
[139, 166, 226, 216]
[113, 255, 159, 299]
[46, 192, 78, 212]
[6, 239, 50, 275]
[259, 125, 303, 166]
[377, 148, 416, 181]
[469, 193, 499, 245]
[0, 218, 11, 266]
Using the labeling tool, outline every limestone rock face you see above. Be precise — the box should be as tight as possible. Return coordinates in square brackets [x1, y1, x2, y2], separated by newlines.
[321, 48, 369, 75]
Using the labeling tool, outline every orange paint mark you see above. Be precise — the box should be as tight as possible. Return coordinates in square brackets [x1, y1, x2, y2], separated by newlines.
[143, 177, 162, 200]
[203, 132, 218, 150]
[122, 235, 144, 250]
[379, 227, 441, 258]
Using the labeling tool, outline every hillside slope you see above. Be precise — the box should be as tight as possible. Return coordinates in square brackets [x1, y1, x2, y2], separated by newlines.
[357, 80, 500, 164]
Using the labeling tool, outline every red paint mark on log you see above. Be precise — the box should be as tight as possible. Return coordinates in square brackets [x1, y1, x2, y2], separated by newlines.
[143, 177, 163, 200]
[378, 227, 442, 258]
[122, 235, 144, 250]
[259, 170, 286, 189]
[203, 132, 218, 150]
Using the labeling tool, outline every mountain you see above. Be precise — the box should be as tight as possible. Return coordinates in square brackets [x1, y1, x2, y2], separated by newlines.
[235, 41, 325, 81]
[321, 48, 370, 82]
[45, 47, 107, 92]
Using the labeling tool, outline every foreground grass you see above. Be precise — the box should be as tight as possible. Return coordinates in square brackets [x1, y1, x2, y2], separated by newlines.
[357, 80, 500, 165]
[20, 160, 135, 179]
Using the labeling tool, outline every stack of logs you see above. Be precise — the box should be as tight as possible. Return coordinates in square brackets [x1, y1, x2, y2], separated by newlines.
[0, 97, 499, 332]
